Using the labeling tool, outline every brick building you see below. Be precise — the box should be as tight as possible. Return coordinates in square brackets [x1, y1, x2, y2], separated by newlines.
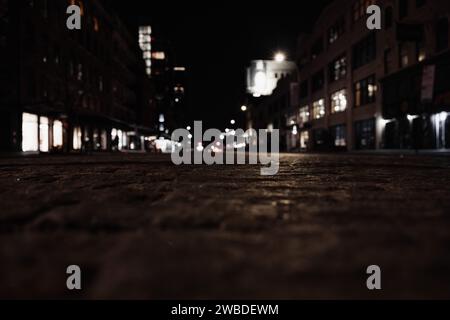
[0, 0, 156, 153]
[294, 0, 450, 151]
[250, 0, 450, 151]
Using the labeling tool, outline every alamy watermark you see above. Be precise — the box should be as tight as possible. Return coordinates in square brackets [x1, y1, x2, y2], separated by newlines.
[171, 121, 280, 176]
[65, 4, 383, 31]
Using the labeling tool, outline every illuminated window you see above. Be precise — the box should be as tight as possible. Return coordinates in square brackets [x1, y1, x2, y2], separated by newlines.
[73, 126, 82, 150]
[416, 41, 426, 62]
[39, 117, 49, 152]
[53, 120, 63, 148]
[300, 131, 309, 149]
[139, 25, 152, 76]
[399, 43, 409, 68]
[299, 105, 310, 124]
[331, 89, 347, 113]
[354, 75, 376, 107]
[313, 99, 325, 119]
[101, 130, 107, 150]
[22, 113, 39, 152]
[329, 54, 347, 82]
[152, 51, 165, 60]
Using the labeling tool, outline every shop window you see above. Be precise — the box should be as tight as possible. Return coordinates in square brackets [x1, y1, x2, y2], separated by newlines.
[39, 117, 49, 152]
[300, 131, 309, 149]
[22, 113, 39, 152]
[53, 120, 63, 148]
[333, 125, 347, 147]
[73, 126, 82, 150]
[355, 118, 375, 149]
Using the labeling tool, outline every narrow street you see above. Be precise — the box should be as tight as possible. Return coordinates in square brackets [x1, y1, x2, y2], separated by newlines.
[1, 153, 450, 299]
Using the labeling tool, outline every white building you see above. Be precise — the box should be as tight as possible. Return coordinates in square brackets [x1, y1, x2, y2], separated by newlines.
[246, 60, 297, 97]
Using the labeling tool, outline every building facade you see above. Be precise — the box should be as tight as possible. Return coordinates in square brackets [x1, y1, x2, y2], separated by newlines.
[249, 0, 450, 151]
[295, 0, 450, 151]
[0, 0, 156, 153]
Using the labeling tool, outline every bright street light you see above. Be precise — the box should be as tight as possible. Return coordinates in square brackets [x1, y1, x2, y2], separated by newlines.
[230, 119, 236, 125]
[241, 105, 247, 112]
[274, 52, 286, 62]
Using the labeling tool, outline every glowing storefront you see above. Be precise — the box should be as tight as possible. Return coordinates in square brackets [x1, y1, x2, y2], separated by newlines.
[21, 113, 65, 153]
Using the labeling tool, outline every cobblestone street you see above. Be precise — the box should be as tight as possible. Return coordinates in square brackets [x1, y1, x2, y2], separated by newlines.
[1, 153, 450, 299]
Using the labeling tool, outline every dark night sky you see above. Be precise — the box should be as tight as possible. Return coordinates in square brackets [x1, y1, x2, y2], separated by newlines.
[109, 0, 333, 129]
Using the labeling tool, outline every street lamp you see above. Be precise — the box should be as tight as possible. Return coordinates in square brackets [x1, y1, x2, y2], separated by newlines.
[230, 119, 236, 125]
[241, 105, 247, 112]
[274, 52, 286, 62]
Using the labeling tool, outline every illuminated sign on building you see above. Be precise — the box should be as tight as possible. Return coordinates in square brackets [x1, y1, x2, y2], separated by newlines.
[139, 26, 152, 76]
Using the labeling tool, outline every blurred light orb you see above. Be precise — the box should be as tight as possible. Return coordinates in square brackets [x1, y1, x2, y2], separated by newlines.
[196, 143, 204, 152]
[274, 52, 286, 62]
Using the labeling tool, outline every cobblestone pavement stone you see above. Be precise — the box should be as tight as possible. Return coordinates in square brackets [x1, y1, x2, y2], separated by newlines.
[1, 153, 450, 299]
